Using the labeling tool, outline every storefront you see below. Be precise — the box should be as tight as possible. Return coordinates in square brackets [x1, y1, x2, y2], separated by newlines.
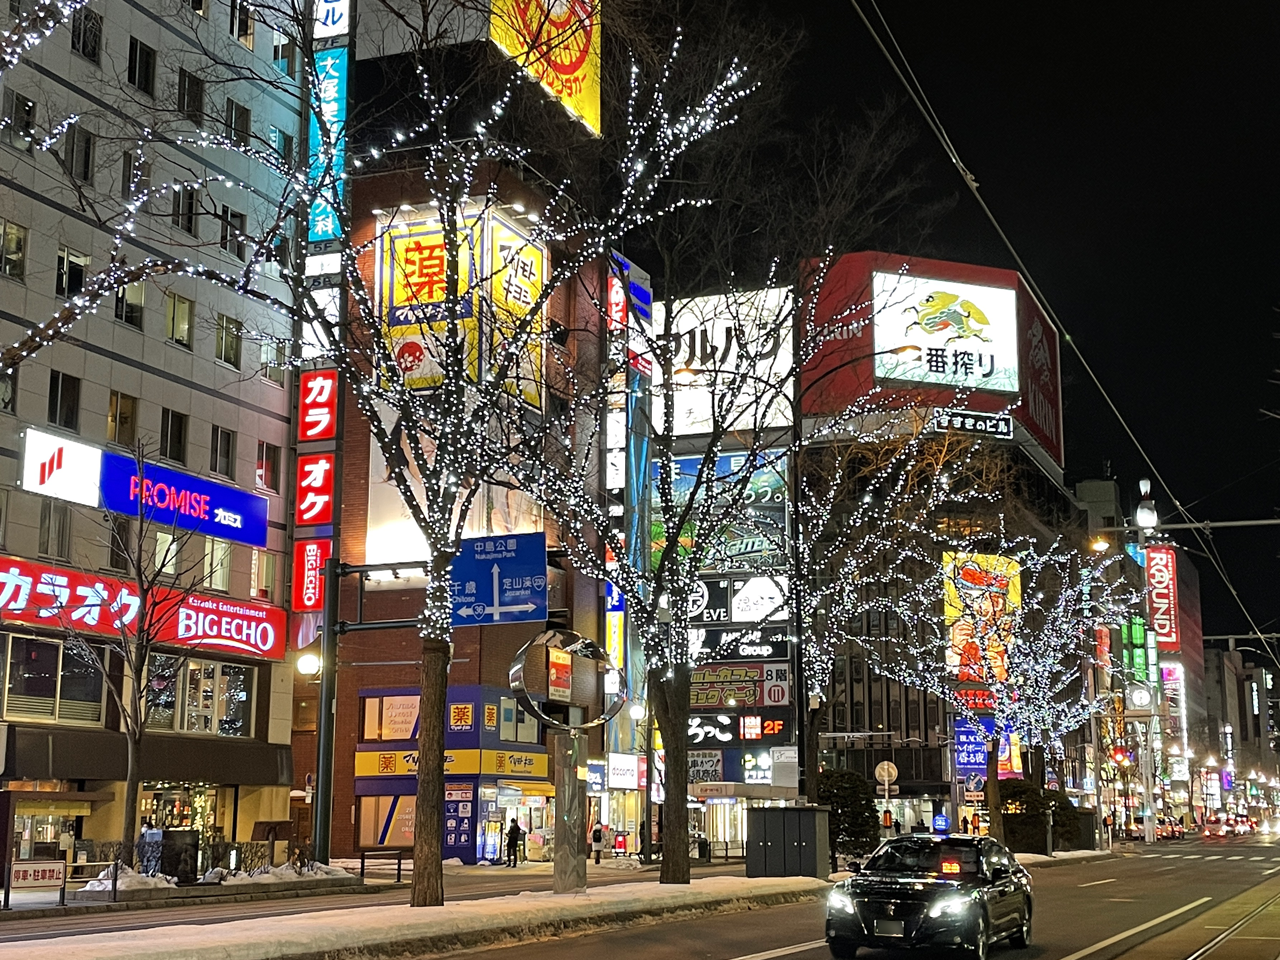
[689, 782, 797, 857]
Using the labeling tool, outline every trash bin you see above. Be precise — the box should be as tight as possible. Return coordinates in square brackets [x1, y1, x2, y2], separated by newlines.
[698, 838, 711, 862]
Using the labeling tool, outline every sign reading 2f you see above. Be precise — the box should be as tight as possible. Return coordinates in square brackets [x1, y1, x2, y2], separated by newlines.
[450, 533, 548, 626]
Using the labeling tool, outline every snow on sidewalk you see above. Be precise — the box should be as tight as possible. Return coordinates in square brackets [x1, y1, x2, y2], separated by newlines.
[2, 875, 826, 960]
[1015, 849, 1113, 866]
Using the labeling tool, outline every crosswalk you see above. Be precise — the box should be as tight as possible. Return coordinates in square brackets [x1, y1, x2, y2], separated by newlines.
[1138, 852, 1280, 862]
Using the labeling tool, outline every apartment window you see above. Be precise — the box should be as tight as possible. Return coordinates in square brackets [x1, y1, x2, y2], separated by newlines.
[224, 98, 251, 148]
[230, 0, 254, 48]
[177, 69, 204, 125]
[261, 340, 285, 385]
[0, 369, 14, 414]
[269, 126, 294, 164]
[38, 499, 72, 560]
[146, 654, 254, 737]
[219, 207, 246, 261]
[3, 636, 104, 725]
[255, 440, 280, 492]
[214, 314, 242, 367]
[107, 390, 138, 446]
[203, 536, 231, 592]
[120, 151, 151, 210]
[63, 123, 94, 183]
[107, 514, 132, 570]
[209, 424, 235, 479]
[114, 282, 145, 328]
[251, 548, 275, 600]
[155, 530, 178, 575]
[171, 185, 198, 235]
[272, 30, 296, 77]
[69, 8, 102, 63]
[164, 291, 193, 347]
[47, 370, 80, 431]
[127, 38, 156, 96]
[190, 0, 205, 15]
[499, 697, 539, 744]
[1, 220, 27, 281]
[2, 89, 36, 152]
[159, 408, 187, 463]
[55, 246, 89, 297]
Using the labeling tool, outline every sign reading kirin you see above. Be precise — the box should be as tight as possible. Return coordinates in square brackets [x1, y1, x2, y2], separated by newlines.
[1147, 545, 1179, 652]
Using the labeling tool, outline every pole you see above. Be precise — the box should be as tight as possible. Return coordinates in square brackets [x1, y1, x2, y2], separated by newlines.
[1143, 719, 1157, 844]
[641, 709, 654, 864]
[312, 557, 341, 863]
[789, 308, 807, 800]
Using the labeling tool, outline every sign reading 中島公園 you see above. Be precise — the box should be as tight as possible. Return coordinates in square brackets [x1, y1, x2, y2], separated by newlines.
[450, 534, 548, 626]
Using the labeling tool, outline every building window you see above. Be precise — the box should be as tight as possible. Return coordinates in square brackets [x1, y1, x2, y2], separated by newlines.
[121, 152, 151, 211]
[255, 441, 279, 492]
[107, 390, 138, 446]
[0, 488, 7, 547]
[171, 185, 198, 235]
[177, 69, 204, 125]
[47, 369, 80, 431]
[64, 122, 95, 183]
[219, 207, 246, 261]
[69, 8, 102, 63]
[38, 499, 72, 560]
[1, 219, 27, 281]
[2, 89, 36, 152]
[272, 30, 296, 77]
[159, 407, 187, 463]
[293, 696, 318, 732]
[190, 0, 205, 15]
[269, 126, 294, 165]
[359, 694, 418, 742]
[114, 282, 145, 328]
[215, 313, 242, 367]
[224, 99, 251, 148]
[146, 654, 254, 737]
[499, 697, 538, 744]
[3, 635, 104, 725]
[251, 548, 275, 600]
[155, 530, 178, 575]
[127, 38, 156, 95]
[261, 340, 285, 385]
[55, 246, 89, 297]
[209, 424, 235, 479]
[0, 369, 15, 414]
[230, 0, 254, 48]
[204, 536, 230, 592]
[108, 514, 132, 570]
[164, 292, 193, 348]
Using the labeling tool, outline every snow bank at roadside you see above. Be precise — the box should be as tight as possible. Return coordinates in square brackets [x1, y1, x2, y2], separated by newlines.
[82, 865, 177, 891]
[1016, 849, 1111, 865]
[201, 863, 353, 886]
[11, 875, 826, 960]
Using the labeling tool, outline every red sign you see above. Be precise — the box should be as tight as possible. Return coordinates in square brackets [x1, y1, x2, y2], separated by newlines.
[298, 370, 338, 442]
[291, 538, 332, 612]
[0, 555, 286, 660]
[1147, 545, 1180, 652]
[1015, 292, 1064, 466]
[956, 687, 996, 712]
[294, 453, 335, 525]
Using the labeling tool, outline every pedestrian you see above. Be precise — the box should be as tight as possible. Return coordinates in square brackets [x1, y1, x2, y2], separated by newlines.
[892, 818, 902, 836]
[960, 815, 970, 834]
[591, 822, 604, 865]
[972, 813, 982, 835]
[915, 819, 927, 833]
[505, 818, 522, 868]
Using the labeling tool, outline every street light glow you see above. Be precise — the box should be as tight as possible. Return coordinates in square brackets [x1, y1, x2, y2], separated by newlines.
[297, 652, 322, 676]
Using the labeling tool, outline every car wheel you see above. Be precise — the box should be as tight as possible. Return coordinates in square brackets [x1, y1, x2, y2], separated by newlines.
[1010, 907, 1032, 949]
[965, 912, 989, 960]
[827, 938, 859, 959]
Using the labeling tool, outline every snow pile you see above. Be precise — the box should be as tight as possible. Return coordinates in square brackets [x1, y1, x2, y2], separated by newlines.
[81, 864, 176, 891]
[594, 857, 643, 871]
[12, 875, 827, 960]
[201, 863, 354, 886]
[1015, 849, 1111, 866]
[442, 857, 464, 866]
[828, 871, 854, 882]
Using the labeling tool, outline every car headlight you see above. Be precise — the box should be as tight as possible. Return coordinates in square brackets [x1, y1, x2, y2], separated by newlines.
[828, 888, 856, 915]
[927, 895, 971, 919]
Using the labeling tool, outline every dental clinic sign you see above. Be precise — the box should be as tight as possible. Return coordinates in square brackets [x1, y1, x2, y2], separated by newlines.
[20, 429, 268, 548]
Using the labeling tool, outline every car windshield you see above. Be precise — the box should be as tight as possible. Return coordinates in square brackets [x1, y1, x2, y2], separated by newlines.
[864, 839, 982, 877]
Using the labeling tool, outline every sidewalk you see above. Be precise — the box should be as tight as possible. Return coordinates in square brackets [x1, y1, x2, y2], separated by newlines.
[0, 875, 828, 960]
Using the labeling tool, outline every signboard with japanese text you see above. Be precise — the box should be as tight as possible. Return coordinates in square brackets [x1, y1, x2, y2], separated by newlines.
[354, 749, 481, 777]
[483, 703, 499, 731]
[291, 538, 332, 612]
[482, 750, 547, 778]
[294, 453, 335, 526]
[586, 760, 606, 793]
[688, 626, 789, 663]
[943, 552, 1021, 684]
[298, 370, 339, 442]
[688, 750, 724, 782]
[954, 716, 1022, 778]
[547, 647, 572, 703]
[872, 271, 1019, 393]
[689, 662, 780, 708]
[307, 46, 347, 245]
[450, 533, 547, 626]
[313, 0, 349, 38]
[490, 0, 600, 135]
[932, 408, 1013, 439]
[489, 217, 546, 409]
[1147, 545, 1180, 652]
[9, 860, 64, 889]
[688, 709, 789, 747]
[0, 554, 286, 660]
[1016, 295, 1064, 465]
[448, 703, 475, 733]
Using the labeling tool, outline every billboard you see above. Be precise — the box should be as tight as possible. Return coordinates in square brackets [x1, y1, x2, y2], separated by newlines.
[1147, 545, 1180, 652]
[490, 0, 600, 135]
[1016, 294, 1064, 465]
[943, 552, 1021, 684]
[489, 217, 546, 408]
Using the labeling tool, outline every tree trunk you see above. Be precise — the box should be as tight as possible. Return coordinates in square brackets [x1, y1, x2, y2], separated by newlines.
[411, 556, 453, 907]
[805, 703, 823, 793]
[650, 662, 691, 884]
[121, 729, 142, 862]
[1028, 745, 1045, 790]
[984, 740, 1004, 842]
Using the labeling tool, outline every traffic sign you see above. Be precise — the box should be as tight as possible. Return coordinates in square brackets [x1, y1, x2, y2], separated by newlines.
[451, 534, 548, 626]
[933, 814, 951, 833]
[877, 785, 900, 796]
[874, 761, 899, 784]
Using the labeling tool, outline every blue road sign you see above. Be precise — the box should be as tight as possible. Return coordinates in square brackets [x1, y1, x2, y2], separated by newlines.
[933, 814, 951, 833]
[451, 533, 548, 626]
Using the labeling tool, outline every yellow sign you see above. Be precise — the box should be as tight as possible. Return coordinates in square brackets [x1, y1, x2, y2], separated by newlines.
[489, 217, 545, 408]
[377, 219, 481, 389]
[448, 703, 474, 732]
[490, 0, 601, 136]
[482, 750, 548, 778]
[484, 703, 499, 730]
[354, 749, 481, 777]
[943, 552, 1021, 684]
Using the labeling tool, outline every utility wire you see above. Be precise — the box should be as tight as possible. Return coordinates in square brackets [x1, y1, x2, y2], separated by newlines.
[848, 0, 1275, 654]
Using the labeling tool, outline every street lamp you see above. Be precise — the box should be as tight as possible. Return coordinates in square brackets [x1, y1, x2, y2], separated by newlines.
[297, 652, 322, 677]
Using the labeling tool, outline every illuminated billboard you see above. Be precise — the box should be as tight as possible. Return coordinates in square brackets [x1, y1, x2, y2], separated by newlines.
[873, 271, 1019, 393]
[1146, 544, 1180, 652]
[943, 552, 1022, 684]
[490, 0, 601, 136]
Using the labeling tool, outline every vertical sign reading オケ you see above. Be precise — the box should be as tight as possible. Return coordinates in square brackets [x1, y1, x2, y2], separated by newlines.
[490, 0, 600, 136]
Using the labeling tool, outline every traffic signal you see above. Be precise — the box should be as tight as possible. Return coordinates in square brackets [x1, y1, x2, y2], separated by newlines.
[1112, 747, 1131, 767]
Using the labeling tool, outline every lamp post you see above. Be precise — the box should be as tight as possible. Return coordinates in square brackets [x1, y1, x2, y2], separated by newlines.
[630, 701, 655, 864]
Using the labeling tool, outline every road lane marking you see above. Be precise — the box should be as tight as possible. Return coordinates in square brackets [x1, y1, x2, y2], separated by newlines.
[727, 942, 828, 960]
[1184, 855, 1202, 859]
[1164, 855, 1181, 858]
[1251, 856, 1265, 860]
[1264, 867, 1280, 876]
[1205, 856, 1223, 860]
[1057, 898, 1212, 960]
[1079, 878, 1117, 887]
[1229, 856, 1244, 860]
[1143, 854, 1161, 858]
[1109, 898, 1136, 902]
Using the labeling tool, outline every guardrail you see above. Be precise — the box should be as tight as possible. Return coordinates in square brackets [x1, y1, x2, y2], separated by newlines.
[2, 858, 120, 909]
[359, 848, 411, 882]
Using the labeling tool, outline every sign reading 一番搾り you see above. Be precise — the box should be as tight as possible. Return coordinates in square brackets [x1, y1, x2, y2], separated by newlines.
[450, 534, 548, 626]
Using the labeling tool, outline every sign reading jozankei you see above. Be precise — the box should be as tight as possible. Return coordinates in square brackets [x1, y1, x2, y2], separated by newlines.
[450, 533, 548, 626]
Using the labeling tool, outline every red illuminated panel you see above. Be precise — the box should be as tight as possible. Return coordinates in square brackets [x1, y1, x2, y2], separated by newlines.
[295, 453, 335, 526]
[298, 370, 338, 442]
[740, 716, 763, 740]
[941, 861, 960, 875]
[1146, 545, 1179, 652]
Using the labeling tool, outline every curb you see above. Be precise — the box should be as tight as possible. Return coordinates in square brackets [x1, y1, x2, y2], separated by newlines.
[1020, 852, 1119, 869]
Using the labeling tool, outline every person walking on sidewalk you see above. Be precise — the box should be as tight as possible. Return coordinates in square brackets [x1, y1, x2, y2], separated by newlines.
[591, 822, 604, 864]
[505, 819, 522, 867]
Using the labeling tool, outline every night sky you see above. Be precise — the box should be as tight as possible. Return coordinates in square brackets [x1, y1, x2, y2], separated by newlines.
[769, 0, 1280, 639]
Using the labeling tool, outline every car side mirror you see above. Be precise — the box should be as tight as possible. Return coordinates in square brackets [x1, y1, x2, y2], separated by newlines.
[848, 861, 862, 874]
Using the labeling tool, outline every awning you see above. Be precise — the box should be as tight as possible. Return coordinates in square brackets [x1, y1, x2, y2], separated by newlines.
[497, 779, 555, 797]
[15, 800, 92, 817]
[691, 781, 799, 801]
